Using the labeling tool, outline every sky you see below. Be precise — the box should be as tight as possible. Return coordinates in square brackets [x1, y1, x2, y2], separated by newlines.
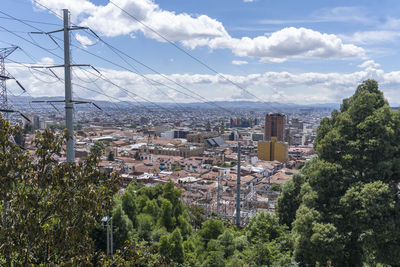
[1, 0, 400, 105]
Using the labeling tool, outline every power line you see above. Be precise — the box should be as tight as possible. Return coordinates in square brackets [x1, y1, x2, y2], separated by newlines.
[108, 0, 282, 112]
[31, 0, 63, 20]
[0, 11, 192, 115]
[0, 15, 62, 26]
[2, 56, 50, 115]
[3, 7, 279, 114]
[72, 36, 233, 113]
[0, 25, 63, 60]
[0, 17, 142, 114]
[84, 30, 230, 113]
[72, 38, 189, 114]
[4, 6, 233, 113]
[27, 2, 233, 112]
[0, 20, 175, 115]
[6, 57, 152, 115]
[31, 1, 283, 113]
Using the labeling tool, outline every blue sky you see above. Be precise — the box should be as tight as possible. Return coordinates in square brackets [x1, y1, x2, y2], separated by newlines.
[1, 0, 400, 105]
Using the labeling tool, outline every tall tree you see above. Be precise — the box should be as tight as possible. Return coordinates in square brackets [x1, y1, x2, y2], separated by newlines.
[0, 117, 118, 265]
[290, 80, 400, 265]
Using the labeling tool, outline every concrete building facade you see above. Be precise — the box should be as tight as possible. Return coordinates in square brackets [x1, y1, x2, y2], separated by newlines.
[264, 113, 285, 141]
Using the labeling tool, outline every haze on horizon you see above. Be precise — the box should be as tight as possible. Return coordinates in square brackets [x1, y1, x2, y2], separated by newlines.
[2, 0, 400, 106]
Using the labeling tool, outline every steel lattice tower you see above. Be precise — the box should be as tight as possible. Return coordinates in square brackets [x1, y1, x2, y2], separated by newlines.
[0, 46, 18, 110]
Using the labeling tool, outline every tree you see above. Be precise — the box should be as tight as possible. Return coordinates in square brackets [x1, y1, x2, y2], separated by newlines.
[90, 141, 105, 157]
[187, 204, 206, 230]
[245, 211, 293, 266]
[159, 199, 174, 231]
[277, 158, 315, 228]
[158, 229, 184, 264]
[112, 204, 134, 250]
[107, 151, 115, 161]
[134, 151, 141, 160]
[198, 219, 225, 244]
[291, 80, 400, 265]
[121, 188, 137, 227]
[0, 117, 118, 265]
[22, 122, 33, 134]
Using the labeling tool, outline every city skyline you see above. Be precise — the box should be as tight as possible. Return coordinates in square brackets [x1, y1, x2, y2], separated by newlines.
[1, 0, 400, 105]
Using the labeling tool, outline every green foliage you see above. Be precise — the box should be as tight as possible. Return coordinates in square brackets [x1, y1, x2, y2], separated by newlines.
[107, 150, 115, 161]
[0, 116, 118, 265]
[1, 116, 299, 266]
[121, 189, 137, 226]
[23, 122, 33, 134]
[90, 141, 105, 157]
[268, 183, 281, 192]
[134, 151, 141, 160]
[105, 168, 297, 266]
[198, 219, 225, 243]
[47, 122, 66, 130]
[159, 199, 174, 231]
[277, 158, 315, 228]
[244, 212, 293, 266]
[289, 80, 400, 266]
[158, 228, 184, 264]
[187, 204, 206, 230]
[113, 204, 134, 249]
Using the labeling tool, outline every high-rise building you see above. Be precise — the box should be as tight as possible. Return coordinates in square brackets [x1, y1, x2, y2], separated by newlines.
[33, 115, 40, 130]
[258, 113, 287, 163]
[258, 137, 288, 163]
[264, 113, 285, 141]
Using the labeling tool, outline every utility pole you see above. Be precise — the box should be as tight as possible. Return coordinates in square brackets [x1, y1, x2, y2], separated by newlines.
[30, 9, 99, 163]
[0, 46, 17, 111]
[0, 46, 28, 122]
[102, 216, 113, 256]
[217, 171, 221, 216]
[63, 9, 74, 162]
[236, 142, 241, 227]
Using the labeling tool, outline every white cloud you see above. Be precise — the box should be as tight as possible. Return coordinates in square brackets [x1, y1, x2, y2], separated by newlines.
[358, 60, 380, 69]
[232, 60, 248, 65]
[33, 0, 364, 62]
[340, 31, 400, 45]
[38, 57, 55, 65]
[75, 33, 95, 48]
[203, 27, 364, 62]
[7, 58, 400, 105]
[315, 6, 372, 25]
[243, 0, 255, 2]
[379, 17, 400, 29]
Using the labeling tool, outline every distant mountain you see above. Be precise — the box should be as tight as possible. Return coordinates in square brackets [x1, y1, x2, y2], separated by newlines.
[8, 96, 340, 112]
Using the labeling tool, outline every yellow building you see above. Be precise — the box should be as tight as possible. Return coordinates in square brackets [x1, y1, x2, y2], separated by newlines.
[258, 137, 288, 163]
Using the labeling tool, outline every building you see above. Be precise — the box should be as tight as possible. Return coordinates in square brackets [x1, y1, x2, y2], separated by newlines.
[161, 129, 190, 139]
[33, 115, 40, 130]
[264, 113, 285, 141]
[251, 132, 264, 142]
[259, 113, 287, 163]
[230, 118, 253, 128]
[257, 137, 288, 163]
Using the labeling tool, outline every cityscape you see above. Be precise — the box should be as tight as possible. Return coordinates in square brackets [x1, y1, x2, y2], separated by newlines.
[12, 100, 327, 219]
[1, 0, 400, 266]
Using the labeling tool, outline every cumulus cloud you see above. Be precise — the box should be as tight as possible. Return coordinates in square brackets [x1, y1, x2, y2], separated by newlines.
[6, 58, 400, 105]
[340, 30, 400, 45]
[232, 60, 248, 65]
[75, 33, 95, 48]
[358, 60, 380, 69]
[33, 0, 364, 62]
[204, 27, 364, 62]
